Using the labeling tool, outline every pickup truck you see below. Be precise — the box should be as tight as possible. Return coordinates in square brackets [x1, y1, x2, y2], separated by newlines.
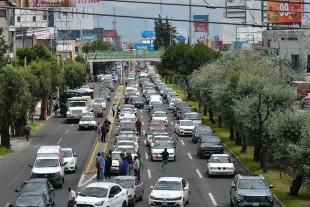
[197, 135, 223, 159]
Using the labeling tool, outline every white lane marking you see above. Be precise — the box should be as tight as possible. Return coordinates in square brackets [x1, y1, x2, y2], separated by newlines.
[171, 121, 174, 125]
[147, 169, 152, 178]
[208, 193, 218, 206]
[145, 152, 148, 160]
[187, 152, 193, 159]
[78, 174, 97, 187]
[71, 124, 74, 127]
[181, 140, 185, 145]
[142, 122, 144, 125]
[65, 130, 69, 134]
[141, 115, 143, 118]
[5, 203, 10, 207]
[77, 174, 85, 187]
[196, 169, 203, 178]
[143, 130, 145, 135]
[57, 138, 63, 144]
[140, 110, 142, 113]
[144, 140, 147, 146]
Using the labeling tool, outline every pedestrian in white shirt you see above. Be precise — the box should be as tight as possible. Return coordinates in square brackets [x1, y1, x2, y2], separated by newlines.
[133, 156, 140, 178]
[68, 187, 76, 207]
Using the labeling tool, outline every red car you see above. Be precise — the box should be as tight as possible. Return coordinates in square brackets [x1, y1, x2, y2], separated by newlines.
[148, 120, 167, 132]
[92, 104, 103, 117]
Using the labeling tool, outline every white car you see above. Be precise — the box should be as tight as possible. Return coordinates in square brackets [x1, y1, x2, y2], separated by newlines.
[94, 98, 107, 109]
[146, 129, 167, 146]
[122, 113, 137, 123]
[207, 154, 235, 177]
[111, 150, 123, 174]
[79, 116, 96, 130]
[116, 147, 137, 159]
[119, 108, 135, 120]
[150, 135, 170, 148]
[169, 98, 182, 109]
[116, 140, 139, 153]
[76, 182, 128, 207]
[125, 87, 139, 96]
[174, 120, 196, 136]
[151, 141, 176, 161]
[149, 177, 190, 206]
[151, 111, 169, 126]
[62, 148, 77, 173]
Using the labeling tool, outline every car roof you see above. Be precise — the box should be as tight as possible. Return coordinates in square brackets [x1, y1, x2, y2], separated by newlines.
[18, 192, 44, 197]
[87, 182, 116, 188]
[180, 120, 194, 122]
[238, 174, 264, 179]
[61, 148, 73, 151]
[185, 112, 199, 115]
[112, 150, 123, 154]
[211, 154, 230, 157]
[23, 178, 48, 183]
[81, 116, 93, 118]
[157, 177, 183, 182]
[114, 176, 137, 180]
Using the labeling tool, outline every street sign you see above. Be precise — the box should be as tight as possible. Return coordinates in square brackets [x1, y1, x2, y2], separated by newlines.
[81, 34, 97, 41]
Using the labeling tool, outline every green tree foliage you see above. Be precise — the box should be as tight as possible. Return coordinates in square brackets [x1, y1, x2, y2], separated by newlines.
[153, 15, 176, 50]
[32, 43, 54, 61]
[64, 60, 87, 89]
[75, 54, 87, 64]
[82, 39, 110, 53]
[0, 28, 9, 70]
[16, 48, 36, 66]
[0, 65, 30, 148]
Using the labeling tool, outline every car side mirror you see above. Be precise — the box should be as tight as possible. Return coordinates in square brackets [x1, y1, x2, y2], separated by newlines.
[231, 184, 236, 189]
[212, 130, 216, 133]
[109, 194, 115, 198]
[221, 141, 224, 143]
[74, 154, 77, 157]
[77, 192, 81, 195]
[183, 187, 189, 191]
[15, 189, 19, 192]
[269, 185, 274, 189]
[150, 186, 153, 189]
[207, 160, 209, 162]
[27, 163, 33, 168]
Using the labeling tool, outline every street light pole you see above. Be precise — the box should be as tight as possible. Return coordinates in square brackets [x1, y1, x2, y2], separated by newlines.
[189, 0, 192, 46]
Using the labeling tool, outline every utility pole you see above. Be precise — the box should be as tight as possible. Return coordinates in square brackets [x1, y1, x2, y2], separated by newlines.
[189, 0, 192, 46]
[160, 0, 162, 17]
[112, 7, 117, 30]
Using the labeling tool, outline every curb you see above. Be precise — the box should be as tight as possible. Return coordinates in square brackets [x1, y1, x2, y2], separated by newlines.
[223, 143, 285, 207]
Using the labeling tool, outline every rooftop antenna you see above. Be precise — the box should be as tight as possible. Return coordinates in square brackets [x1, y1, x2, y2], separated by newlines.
[112, 7, 117, 30]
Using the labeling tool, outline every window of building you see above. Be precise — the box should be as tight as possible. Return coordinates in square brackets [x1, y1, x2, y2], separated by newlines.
[0, 10, 6, 17]
[17, 16, 20, 22]
[291, 55, 300, 69]
[33, 16, 36, 22]
[43, 12, 47, 20]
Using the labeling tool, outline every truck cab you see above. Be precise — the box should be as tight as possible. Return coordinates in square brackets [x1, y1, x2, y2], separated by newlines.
[66, 96, 92, 123]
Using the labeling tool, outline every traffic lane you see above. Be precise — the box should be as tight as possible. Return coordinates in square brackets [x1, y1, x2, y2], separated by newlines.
[135, 105, 217, 207]
[165, 108, 282, 207]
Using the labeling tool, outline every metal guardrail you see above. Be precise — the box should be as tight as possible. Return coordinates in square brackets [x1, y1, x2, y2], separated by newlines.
[87, 51, 164, 59]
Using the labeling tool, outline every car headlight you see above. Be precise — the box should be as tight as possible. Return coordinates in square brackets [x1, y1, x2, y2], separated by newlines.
[227, 167, 234, 170]
[237, 195, 244, 201]
[69, 159, 75, 164]
[150, 195, 156, 200]
[67, 111, 71, 115]
[195, 134, 199, 137]
[54, 172, 61, 176]
[94, 201, 105, 206]
[210, 167, 217, 170]
[128, 193, 133, 198]
[267, 195, 273, 201]
[172, 196, 182, 201]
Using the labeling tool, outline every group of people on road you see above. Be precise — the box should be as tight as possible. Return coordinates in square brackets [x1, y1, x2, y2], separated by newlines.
[119, 152, 143, 181]
[95, 118, 111, 143]
[95, 151, 112, 181]
[112, 104, 122, 117]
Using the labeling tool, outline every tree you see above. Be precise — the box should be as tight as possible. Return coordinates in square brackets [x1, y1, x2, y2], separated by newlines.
[0, 65, 30, 148]
[75, 54, 87, 64]
[32, 43, 54, 61]
[268, 110, 310, 195]
[16, 48, 36, 66]
[83, 39, 110, 53]
[0, 28, 9, 71]
[64, 60, 87, 89]
[153, 15, 176, 50]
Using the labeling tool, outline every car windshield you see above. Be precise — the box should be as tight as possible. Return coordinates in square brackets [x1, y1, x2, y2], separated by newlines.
[118, 142, 134, 146]
[69, 101, 86, 107]
[113, 179, 134, 188]
[197, 127, 212, 132]
[120, 124, 135, 131]
[95, 99, 105, 103]
[154, 181, 182, 191]
[154, 142, 172, 149]
[148, 129, 165, 135]
[210, 156, 232, 163]
[122, 108, 133, 113]
[80, 187, 108, 197]
[154, 113, 166, 117]
[20, 183, 47, 193]
[34, 159, 59, 168]
[132, 97, 143, 102]
[150, 122, 165, 127]
[181, 121, 194, 126]
[80, 117, 94, 121]
[126, 89, 135, 93]
[93, 105, 102, 110]
[153, 137, 169, 142]
[151, 102, 162, 106]
[62, 150, 73, 158]
[184, 114, 200, 120]
[121, 148, 136, 154]
[201, 137, 220, 143]
[119, 134, 136, 141]
[112, 153, 121, 160]
[238, 179, 269, 190]
[16, 196, 44, 207]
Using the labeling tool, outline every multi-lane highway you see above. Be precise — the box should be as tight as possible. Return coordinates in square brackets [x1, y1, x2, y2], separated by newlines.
[0, 81, 115, 207]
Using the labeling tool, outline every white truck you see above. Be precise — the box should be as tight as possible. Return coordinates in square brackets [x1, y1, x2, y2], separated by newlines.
[66, 96, 92, 124]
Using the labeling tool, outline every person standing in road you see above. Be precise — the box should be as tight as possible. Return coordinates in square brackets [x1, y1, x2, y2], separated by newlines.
[104, 118, 111, 141]
[120, 158, 128, 175]
[54, 103, 59, 117]
[95, 122, 102, 141]
[135, 119, 142, 136]
[112, 105, 116, 117]
[171, 134, 178, 152]
[117, 104, 121, 116]
[24, 123, 31, 141]
[126, 152, 133, 175]
[137, 153, 143, 181]
[160, 148, 169, 171]
[101, 124, 107, 143]
[67, 187, 76, 207]
[105, 153, 112, 179]
[100, 152, 106, 181]
[132, 156, 140, 179]
[95, 152, 101, 180]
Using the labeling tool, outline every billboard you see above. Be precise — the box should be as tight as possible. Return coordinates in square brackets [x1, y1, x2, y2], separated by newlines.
[266, 0, 302, 30]
[20, 0, 76, 7]
[141, 30, 155, 38]
[81, 34, 97, 41]
[175, 29, 188, 43]
[197, 36, 206, 44]
[103, 30, 117, 38]
[193, 15, 209, 32]
[133, 43, 154, 51]
[56, 40, 75, 52]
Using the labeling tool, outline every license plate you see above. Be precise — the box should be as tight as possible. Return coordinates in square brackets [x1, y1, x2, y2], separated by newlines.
[85, 126, 88, 128]
[252, 203, 259, 206]
[162, 203, 168, 206]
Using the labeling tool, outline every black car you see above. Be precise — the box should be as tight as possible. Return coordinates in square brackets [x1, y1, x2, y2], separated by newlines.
[192, 125, 213, 143]
[173, 102, 190, 117]
[130, 96, 144, 109]
[178, 107, 198, 120]
[99, 89, 111, 102]
[197, 135, 223, 159]
[15, 178, 55, 206]
[10, 192, 52, 207]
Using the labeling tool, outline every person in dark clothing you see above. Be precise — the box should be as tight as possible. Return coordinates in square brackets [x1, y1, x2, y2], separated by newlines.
[24, 123, 31, 141]
[101, 124, 107, 142]
[105, 153, 112, 179]
[126, 152, 133, 175]
[54, 103, 59, 117]
[104, 118, 111, 138]
[160, 148, 169, 171]
[120, 158, 128, 175]
[95, 152, 101, 180]
[135, 119, 142, 136]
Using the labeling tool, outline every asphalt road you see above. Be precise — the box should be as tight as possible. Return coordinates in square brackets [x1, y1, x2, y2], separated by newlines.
[0, 81, 116, 206]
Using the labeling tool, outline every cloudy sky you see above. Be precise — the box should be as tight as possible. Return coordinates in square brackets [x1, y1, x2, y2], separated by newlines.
[96, 0, 222, 42]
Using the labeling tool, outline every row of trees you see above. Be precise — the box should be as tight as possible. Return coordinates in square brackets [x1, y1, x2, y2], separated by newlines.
[187, 51, 308, 196]
[0, 29, 88, 149]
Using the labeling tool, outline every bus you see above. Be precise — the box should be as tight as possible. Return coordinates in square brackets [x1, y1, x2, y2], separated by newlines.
[59, 91, 82, 116]
[74, 88, 95, 99]
[291, 81, 310, 98]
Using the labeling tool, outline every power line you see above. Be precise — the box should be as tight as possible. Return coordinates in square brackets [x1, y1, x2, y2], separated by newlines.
[0, 6, 307, 29]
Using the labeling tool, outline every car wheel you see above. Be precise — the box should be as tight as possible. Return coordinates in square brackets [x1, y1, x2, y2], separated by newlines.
[186, 193, 190, 204]
[230, 198, 234, 206]
[207, 170, 211, 177]
[79, 127, 82, 131]
[151, 155, 153, 161]
[132, 196, 136, 206]
[199, 151, 203, 159]
[75, 165, 78, 170]
[52, 200, 55, 206]
[122, 201, 127, 207]
[63, 177, 65, 183]
[67, 120, 70, 124]
[174, 156, 176, 161]
[139, 192, 144, 201]
[197, 150, 199, 156]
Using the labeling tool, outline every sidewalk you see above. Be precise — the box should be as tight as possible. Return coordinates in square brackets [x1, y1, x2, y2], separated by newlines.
[85, 85, 124, 174]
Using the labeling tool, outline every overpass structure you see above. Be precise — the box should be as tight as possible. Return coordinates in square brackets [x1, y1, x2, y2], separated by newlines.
[88, 51, 164, 74]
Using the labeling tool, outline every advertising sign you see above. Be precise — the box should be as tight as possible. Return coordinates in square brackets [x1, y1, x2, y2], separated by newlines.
[20, 0, 76, 8]
[103, 30, 117, 38]
[234, 41, 248, 50]
[141, 30, 155, 38]
[133, 43, 154, 51]
[175, 29, 188, 43]
[56, 40, 74, 52]
[197, 36, 206, 43]
[266, 0, 302, 30]
[81, 34, 97, 41]
[193, 15, 209, 32]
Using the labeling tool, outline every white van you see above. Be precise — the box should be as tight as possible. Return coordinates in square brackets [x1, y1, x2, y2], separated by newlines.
[150, 95, 162, 104]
